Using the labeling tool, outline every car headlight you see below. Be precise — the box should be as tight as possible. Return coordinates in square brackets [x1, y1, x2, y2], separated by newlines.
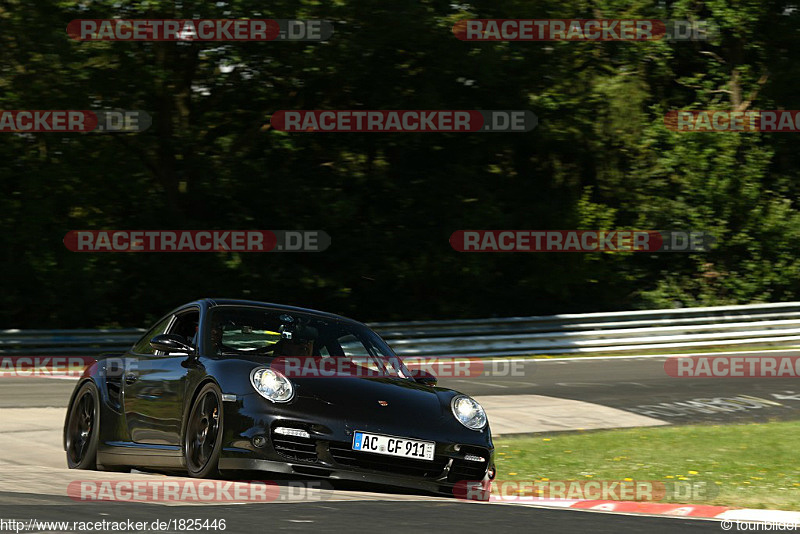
[250, 368, 294, 403]
[451, 395, 487, 430]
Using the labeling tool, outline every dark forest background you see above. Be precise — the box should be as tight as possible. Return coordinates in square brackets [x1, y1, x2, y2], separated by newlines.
[1, 0, 799, 328]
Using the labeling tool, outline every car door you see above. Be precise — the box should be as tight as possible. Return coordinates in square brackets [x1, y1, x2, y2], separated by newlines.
[123, 309, 199, 446]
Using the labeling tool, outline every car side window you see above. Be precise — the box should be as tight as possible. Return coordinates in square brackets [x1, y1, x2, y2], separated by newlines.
[131, 315, 174, 355]
[168, 310, 200, 347]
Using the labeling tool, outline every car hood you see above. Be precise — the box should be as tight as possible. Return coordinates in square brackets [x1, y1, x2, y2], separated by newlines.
[290, 376, 458, 439]
[222, 354, 447, 417]
[293, 376, 444, 416]
[210, 357, 484, 442]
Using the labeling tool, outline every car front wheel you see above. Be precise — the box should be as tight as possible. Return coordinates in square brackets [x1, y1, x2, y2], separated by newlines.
[184, 383, 224, 478]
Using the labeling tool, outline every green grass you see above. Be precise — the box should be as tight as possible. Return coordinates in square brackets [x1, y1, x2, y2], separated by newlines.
[493, 420, 800, 510]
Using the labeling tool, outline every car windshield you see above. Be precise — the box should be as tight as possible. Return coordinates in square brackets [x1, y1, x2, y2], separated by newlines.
[207, 307, 411, 379]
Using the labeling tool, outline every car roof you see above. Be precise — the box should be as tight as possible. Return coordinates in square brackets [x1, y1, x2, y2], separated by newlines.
[197, 298, 359, 324]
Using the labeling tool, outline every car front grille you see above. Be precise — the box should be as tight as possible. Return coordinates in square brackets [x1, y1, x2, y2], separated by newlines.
[329, 442, 448, 478]
[269, 429, 487, 483]
[271, 426, 318, 462]
[447, 447, 490, 483]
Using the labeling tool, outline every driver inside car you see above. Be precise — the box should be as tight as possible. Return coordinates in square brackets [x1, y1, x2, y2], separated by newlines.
[271, 323, 318, 357]
[208, 314, 319, 357]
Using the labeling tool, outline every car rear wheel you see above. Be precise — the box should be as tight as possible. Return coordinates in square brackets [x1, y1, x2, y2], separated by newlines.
[65, 382, 100, 470]
[184, 383, 224, 478]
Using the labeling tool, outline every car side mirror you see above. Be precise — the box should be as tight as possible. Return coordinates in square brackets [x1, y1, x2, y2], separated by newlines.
[413, 369, 437, 387]
[150, 334, 195, 355]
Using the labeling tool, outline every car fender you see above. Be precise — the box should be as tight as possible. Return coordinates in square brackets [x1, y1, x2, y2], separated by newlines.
[63, 354, 123, 450]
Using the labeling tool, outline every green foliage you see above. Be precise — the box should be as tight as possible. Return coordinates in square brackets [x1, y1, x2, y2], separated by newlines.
[0, 0, 798, 327]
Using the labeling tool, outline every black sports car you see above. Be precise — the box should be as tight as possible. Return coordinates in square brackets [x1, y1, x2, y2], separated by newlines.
[64, 299, 495, 495]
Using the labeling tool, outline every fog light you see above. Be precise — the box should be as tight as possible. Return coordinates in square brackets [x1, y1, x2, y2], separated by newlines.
[274, 427, 310, 439]
[453, 444, 461, 452]
[488, 466, 496, 480]
[464, 454, 485, 463]
[253, 436, 267, 448]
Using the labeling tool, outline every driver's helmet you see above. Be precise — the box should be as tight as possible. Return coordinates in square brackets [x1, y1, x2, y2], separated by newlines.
[276, 315, 318, 356]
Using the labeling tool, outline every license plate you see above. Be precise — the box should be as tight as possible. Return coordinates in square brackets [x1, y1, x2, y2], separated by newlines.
[352, 431, 435, 461]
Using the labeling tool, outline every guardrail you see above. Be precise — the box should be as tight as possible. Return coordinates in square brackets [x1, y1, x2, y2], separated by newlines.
[0, 328, 146, 356]
[2, 302, 800, 358]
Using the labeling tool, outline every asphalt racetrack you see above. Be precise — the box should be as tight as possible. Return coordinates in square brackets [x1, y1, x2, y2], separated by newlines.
[7, 351, 800, 423]
[2, 351, 798, 533]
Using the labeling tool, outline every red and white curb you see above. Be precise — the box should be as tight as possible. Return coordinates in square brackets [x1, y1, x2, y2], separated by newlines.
[490, 497, 800, 523]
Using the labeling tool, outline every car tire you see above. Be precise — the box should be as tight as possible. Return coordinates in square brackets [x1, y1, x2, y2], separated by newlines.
[184, 383, 224, 478]
[65, 382, 100, 470]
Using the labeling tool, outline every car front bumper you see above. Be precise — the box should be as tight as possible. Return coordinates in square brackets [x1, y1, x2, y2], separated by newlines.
[219, 393, 495, 496]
